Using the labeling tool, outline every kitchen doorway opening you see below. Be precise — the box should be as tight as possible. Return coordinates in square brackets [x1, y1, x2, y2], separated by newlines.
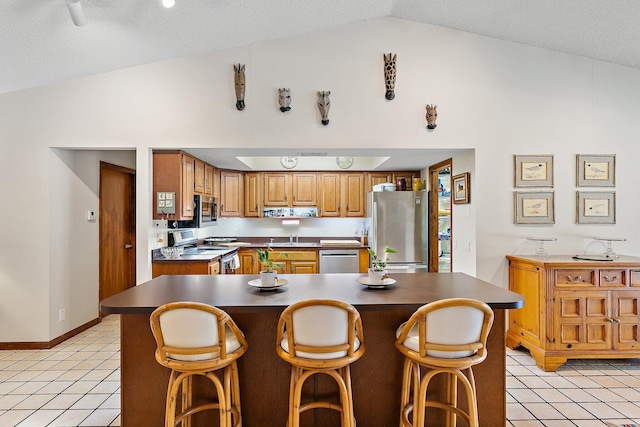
[428, 159, 452, 272]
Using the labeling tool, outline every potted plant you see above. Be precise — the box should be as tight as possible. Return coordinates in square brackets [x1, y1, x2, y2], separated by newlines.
[367, 247, 397, 284]
[255, 247, 288, 286]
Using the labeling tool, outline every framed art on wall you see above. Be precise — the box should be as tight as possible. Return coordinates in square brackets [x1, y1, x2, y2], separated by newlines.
[514, 155, 554, 188]
[576, 191, 616, 224]
[514, 191, 555, 224]
[576, 154, 615, 187]
[452, 172, 470, 204]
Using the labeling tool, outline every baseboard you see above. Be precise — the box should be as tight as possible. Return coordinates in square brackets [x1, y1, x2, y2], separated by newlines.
[0, 317, 101, 350]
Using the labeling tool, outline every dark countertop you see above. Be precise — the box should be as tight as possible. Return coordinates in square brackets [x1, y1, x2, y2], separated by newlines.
[152, 236, 368, 262]
[100, 272, 524, 314]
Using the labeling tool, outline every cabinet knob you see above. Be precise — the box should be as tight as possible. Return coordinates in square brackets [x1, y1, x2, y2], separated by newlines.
[603, 275, 620, 282]
[566, 275, 583, 283]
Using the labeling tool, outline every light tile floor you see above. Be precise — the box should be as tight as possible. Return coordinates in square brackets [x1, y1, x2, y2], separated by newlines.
[1, 316, 640, 426]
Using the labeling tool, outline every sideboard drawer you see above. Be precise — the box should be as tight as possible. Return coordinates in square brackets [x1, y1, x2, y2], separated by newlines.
[631, 270, 640, 287]
[599, 269, 626, 287]
[555, 269, 596, 287]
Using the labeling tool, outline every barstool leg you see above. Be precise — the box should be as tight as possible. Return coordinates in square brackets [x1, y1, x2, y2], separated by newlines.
[166, 370, 178, 427]
[445, 372, 457, 427]
[230, 361, 242, 427]
[182, 375, 192, 427]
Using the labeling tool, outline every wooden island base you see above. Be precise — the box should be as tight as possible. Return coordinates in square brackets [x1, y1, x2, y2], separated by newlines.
[102, 273, 524, 426]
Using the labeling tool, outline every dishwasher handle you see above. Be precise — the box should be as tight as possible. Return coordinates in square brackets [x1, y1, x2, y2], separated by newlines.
[320, 253, 358, 258]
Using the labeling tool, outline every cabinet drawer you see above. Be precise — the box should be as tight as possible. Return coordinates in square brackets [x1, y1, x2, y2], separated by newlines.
[555, 270, 595, 287]
[270, 251, 317, 261]
[631, 270, 640, 287]
[599, 269, 626, 287]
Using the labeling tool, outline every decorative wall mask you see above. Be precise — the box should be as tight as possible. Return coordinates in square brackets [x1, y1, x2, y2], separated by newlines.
[426, 104, 438, 129]
[233, 63, 246, 111]
[278, 88, 291, 112]
[317, 91, 331, 125]
[383, 53, 397, 101]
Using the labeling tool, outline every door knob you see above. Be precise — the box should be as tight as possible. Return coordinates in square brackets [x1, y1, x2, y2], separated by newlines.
[125, 244, 133, 249]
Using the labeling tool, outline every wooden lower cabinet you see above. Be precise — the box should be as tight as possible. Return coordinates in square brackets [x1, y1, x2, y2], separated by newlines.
[239, 249, 317, 274]
[152, 260, 220, 278]
[506, 255, 640, 371]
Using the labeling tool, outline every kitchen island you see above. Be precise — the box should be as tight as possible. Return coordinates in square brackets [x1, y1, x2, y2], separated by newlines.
[101, 272, 523, 427]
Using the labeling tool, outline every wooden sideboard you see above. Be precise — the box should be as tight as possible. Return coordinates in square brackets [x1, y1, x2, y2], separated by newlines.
[506, 255, 640, 371]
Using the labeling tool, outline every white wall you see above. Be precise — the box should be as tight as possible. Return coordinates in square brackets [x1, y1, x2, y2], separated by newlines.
[1, 17, 639, 342]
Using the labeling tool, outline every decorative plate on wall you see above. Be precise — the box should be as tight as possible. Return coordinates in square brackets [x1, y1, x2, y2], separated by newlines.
[280, 156, 298, 169]
[336, 156, 353, 169]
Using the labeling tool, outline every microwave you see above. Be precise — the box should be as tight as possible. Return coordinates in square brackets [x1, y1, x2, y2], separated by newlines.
[196, 194, 218, 227]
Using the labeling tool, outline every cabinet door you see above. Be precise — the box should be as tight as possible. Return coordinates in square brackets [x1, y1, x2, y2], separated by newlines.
[244, 172, 261, 217]
[366, 172, 393, 193]
[292, 173, 317, 206]
[194, 159, 205, 194]
[263, 173, 290, 206]
[342, 173, 365, 217]
[553, 290, 611, 351]
[208, 260, 220, 275]
[181, 154, 195, 218]
[204, 164, 214, 196]
[290, 262, 317, 274]
[220, 170, 244, 217]
[318, 173, 341, 217]
[239, 250, 258, 274]
[612, 291, 640, 350]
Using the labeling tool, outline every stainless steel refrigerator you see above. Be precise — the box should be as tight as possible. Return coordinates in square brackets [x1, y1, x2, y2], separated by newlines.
[366, 190, 429, 273]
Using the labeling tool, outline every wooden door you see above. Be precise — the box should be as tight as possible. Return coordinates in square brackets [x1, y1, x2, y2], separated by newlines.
[239, 250, 258, 274]
[292, 173, 317, 206]
[99, 162, 136, 310]
[342, 173, 365, 217]
[181, 154, 195, 218]
[220, 170, 244, 217]
[318, 173, 341, 217]
[244, 172, 261, 217]
[290, 262, 317, 274]
[263, 172, 289, 206]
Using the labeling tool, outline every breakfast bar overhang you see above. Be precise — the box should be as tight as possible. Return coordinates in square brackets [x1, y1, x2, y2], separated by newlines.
[101, 272, 523, 426]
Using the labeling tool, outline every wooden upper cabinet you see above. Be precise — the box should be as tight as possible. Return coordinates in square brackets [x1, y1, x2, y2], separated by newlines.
[194, 159, 205, 194]
[152, 151, 195, 220]
[319, 173, 366, 217]
[318, 173, 341, 217]
[244, 172, 261, 217]
[366, 172, 393, 193]
[342, 173, 365, 217]
[204, 164, 214, 197]
[291, 173, 317, 206]
[213, 168, 221, 199]
[263, 172, 317, 207]
[220, 170, 244, 217]
[263, 172, 289, 206]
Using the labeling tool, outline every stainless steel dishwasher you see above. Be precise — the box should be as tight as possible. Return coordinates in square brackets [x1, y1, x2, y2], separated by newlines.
[319, 249, 360, 273]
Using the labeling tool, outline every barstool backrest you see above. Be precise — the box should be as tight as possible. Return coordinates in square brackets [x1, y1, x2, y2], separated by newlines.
[396, 298, 494, 362]
[150, 302, 247, 364]
[278, 299, 364, 360]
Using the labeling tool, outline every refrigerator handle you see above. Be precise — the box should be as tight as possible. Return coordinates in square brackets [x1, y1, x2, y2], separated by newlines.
[370, 200, 377, 252]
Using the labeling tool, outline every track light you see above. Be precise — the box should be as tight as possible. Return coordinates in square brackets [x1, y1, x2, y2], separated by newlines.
[162, 0, 175, 8]
[66, 0, 87, 26]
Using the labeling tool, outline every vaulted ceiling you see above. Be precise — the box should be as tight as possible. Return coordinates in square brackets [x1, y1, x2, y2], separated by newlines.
[3, 0, 640, 95]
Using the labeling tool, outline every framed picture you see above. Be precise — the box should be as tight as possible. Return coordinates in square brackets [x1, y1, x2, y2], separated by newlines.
[576, 154, 615, 187]
[452, 172, 470, 204]
[514, 155, 554, 188]
[576, 191, 616, 224]
[514, 191, 555, 224]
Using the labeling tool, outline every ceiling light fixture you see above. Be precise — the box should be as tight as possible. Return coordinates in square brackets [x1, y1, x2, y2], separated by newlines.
[162, 0, 175, 8]
[66, 0, 87, 26]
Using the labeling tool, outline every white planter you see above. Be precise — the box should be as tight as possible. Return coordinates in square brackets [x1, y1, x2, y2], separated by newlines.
[259, 270, 277, 287]
[368, 268, 387, 285]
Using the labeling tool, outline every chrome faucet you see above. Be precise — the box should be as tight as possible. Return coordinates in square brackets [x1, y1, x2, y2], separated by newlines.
[270, 237, 274, 244]
[289, 234, 293, 243]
